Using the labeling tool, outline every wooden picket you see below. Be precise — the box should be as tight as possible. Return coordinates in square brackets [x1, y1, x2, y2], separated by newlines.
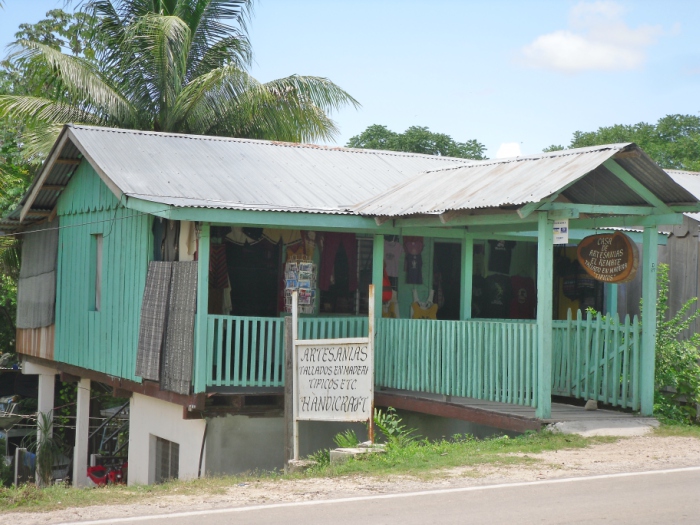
[551, 310, 642, 410]
[205, 316, 368, 388]
[374, 319, 539, 407]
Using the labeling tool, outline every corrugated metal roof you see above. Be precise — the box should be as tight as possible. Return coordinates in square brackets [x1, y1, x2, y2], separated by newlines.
[67, 125, 474, 215]
[4, 126, 698, 233]
[351, 144, 698, 216]
[665, 169, 700, 222]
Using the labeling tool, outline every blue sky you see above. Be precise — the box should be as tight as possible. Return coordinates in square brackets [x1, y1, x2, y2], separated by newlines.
[2, 0, 699, 158]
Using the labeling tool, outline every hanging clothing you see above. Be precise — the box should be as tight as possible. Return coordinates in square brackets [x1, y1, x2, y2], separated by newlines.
[403, 236, 424, 284]
[410, 289, 437, 319]
[384, 239, 403, 278]
[264, 229, 302, 245]
[162, 219, 180, 262]
[152, 218, 165, 261]
[488, 240, 516, 274]
[509, 276, 536, 319]
[471, 274, 486, 318]
[319, 233, 357, 291]
[178, 221, 197, 262]
[209, 243, 229, 289]
[484, 273, 512, 318]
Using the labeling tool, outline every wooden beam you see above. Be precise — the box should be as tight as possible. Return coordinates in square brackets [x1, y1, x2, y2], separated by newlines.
[26, 210, 52, 217]
[54, 158, 81, 166]
[517, 199, 546, 219]
[572, 213, 683, 229]
[603, 160, 673, 214]
[20, 131, 70, 223]
[374, 216, 390, 226]
[543, 203, 654, 216]
[48, 206, 58, 223]
[40, 185, 67, 192]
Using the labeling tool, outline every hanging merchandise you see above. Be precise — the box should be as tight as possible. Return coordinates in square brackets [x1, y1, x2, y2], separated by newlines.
[410, 289, 438, 320]
[382, 291, 399, 318]
[509, 275, 536, 319]
[384, 237, 403, 278]
[487, 240, 516, 274]
[382, 267, 392, 302]
[284, 256, 317, 314]
[319, 233, 357, 291]
[484, 273, 512, 318]
[403, 236, 424, 285]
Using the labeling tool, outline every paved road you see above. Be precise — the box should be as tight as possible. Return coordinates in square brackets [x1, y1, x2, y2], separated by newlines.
[61, 466, 700, 525]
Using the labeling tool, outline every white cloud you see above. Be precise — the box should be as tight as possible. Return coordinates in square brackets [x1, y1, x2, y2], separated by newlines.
[519, 1, 663, 73]
[496, 142, 522, 158]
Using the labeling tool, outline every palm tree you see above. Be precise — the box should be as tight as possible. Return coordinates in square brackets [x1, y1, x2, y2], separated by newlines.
[0, 0, 359, 160]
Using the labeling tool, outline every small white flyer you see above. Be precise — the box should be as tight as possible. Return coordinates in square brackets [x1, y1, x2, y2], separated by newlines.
[553, 219, 569, 244]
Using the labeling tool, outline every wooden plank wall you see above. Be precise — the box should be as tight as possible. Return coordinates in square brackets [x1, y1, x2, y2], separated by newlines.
[16, 325, 55, 360]
[618, 217, 700, 339]
[54, 161, 151, 382]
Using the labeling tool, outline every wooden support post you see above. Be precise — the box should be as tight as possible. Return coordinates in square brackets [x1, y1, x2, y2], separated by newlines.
[460, 234, 474, 320]
[372, 235, 384, 318]
[194, 223, 210, 394]
[605, 283, 618, 317]
[640, 226, 658, 416]
[73, 378, 91, 488]
[536, 212, 553, 419]
[283, 317, 293, 471]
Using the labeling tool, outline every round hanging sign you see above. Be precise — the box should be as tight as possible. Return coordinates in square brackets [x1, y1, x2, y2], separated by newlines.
[576, 232, 639, 283]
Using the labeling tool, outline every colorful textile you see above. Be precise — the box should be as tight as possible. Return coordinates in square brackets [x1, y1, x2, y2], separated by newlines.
[209, 243, 229, 289]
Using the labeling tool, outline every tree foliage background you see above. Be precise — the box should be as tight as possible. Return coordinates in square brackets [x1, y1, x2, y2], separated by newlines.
[544, 114, 700, 171]
[347, 124, 486, 160]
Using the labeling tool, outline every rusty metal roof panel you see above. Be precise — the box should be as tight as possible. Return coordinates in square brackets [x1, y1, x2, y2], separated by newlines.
[66, 125, 473, 214]
[352, 144, 698, 217]
[352, 145, 627, 216]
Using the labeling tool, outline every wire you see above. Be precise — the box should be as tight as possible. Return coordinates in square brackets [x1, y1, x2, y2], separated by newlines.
[0, 207, 171, 239]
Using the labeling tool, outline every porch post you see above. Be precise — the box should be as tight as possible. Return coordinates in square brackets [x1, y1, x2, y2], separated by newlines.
[640, 226, 658, 416]
[605, 283, 618, 316]
[536, 212, 553, 419]
[460, 234, 474, 319]
[372, 235, 384, 318]
[194, 222, 211, 394]
[72, 378, 91, 487]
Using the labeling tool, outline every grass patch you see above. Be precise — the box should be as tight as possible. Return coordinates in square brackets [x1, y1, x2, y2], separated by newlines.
[653, 422, 700, 438]
[305, 431, 615, 478]
[0, 431, 613, 514]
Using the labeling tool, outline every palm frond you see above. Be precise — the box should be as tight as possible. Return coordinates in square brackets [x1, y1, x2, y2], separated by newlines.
[123, 13, 191, 126]
[8, 41, 136, 124]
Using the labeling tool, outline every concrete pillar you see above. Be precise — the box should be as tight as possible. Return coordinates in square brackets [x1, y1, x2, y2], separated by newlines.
[36, 374, 55, 440]
[73, 378, 91, 487]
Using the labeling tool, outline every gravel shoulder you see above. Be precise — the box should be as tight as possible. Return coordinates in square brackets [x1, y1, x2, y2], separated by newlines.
[5, 434, 700, 525]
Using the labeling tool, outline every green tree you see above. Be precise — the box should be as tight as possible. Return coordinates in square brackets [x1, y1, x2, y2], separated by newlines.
[0, 0, 359, 161]
[347, 124, 486, 159]
[564, 114, 700, 171]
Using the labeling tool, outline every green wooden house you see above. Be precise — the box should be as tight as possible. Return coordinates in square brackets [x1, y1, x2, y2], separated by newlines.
[6, 124, 699, 485]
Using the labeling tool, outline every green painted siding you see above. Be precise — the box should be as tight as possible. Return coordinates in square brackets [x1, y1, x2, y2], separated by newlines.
[55, 161, 151, 381]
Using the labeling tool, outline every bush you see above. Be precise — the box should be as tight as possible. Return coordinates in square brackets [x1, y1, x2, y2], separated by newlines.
[0, 438, 12, 487]
[652, 264, 700, 424]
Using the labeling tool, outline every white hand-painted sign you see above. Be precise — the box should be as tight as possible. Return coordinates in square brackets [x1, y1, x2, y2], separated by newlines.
[291, 286, 375, 459]
[296, 341, 373, 421]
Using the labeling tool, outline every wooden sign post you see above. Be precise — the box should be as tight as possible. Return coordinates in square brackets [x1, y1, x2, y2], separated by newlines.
[291, 285, 375, 460]
[577, 232, 639, 283]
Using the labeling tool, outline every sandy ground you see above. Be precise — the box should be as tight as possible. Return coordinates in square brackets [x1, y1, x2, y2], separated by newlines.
[6, 434, 700, 525]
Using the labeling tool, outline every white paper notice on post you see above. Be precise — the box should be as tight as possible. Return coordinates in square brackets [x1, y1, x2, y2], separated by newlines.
[553, 219, 569, 245]
[295, 341, 373, 422]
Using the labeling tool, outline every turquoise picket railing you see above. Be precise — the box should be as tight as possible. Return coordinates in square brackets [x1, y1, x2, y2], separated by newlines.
[375, 319, 539, 407]
[205, 315, 368, 388]
[551, 310, 641, 410]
